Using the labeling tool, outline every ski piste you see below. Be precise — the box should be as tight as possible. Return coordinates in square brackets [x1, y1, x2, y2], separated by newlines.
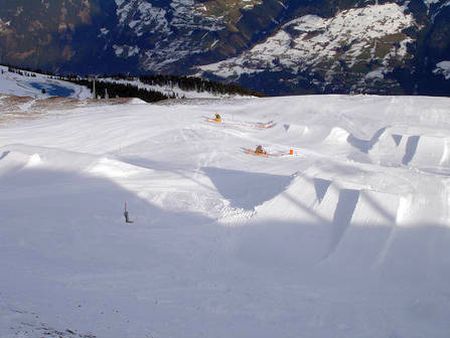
[2, 93, 450, 338]
[241, 147, 302, 158]
[205, 116, 297, 158]
[204, 117, 276, 130]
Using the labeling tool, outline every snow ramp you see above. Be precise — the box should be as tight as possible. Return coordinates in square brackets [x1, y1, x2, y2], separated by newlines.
[254, 174, 376, 227]
[370, 131, 450, 168]
[254, 175, 403, 265]
[253, 174, 338, 224]
[323, 190, 401, 268]
[283, 123, 309, 136]
[347, 127, 387, 153]
[370, 130, 417, 166]
[0, 149, 43, 175]
[323, 127, 351, 145]
[409, 135, 450, 168]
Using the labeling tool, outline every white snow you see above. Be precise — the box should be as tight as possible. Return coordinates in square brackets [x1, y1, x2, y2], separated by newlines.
[424, 0, 442, 6]
[433, 60, 450, 79]
[1, 94, 450, 337]
[115, 0, 169, 36]
[112, 44, 140, 58]
[366, 67, 385, 79]
[0, 65, 91, 99]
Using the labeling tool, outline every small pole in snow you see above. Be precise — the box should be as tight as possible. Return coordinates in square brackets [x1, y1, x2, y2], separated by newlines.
[124, 201, 134, 223]
[92, 78, 96, 100]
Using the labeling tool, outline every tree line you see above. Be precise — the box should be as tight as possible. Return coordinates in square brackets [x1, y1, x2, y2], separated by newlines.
[137, 75, 259, 97]
[1, 63, 261, 102]
[72, 79, 171, 102]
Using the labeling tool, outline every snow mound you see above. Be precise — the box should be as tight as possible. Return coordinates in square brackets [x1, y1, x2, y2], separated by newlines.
[324, 127, 351, 144]
[411, 135, 450, 167]
[253, 173, 401, 230]
[128, 98, 147, 104]
[24, 153, 42, 167]
[283, 123, 309, 135]
[0, 150, 33, 173]
[88, 157, 146, 178]
[370, 130, 450, 169]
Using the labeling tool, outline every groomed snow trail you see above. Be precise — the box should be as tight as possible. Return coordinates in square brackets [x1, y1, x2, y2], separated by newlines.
[1, 95, 450, 338]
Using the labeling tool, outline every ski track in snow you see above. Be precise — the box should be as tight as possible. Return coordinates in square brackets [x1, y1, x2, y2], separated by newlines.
[0, 94, 450, 337]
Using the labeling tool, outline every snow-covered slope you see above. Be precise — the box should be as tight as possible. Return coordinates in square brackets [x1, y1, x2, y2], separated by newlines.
[111, 0, 265, 72]
[0, 66, 248, 104]
[113, 0, 222, 70]
[434, 60, 450, 79]
[1, 94, 450, 337]
[0, 65, 91, 99]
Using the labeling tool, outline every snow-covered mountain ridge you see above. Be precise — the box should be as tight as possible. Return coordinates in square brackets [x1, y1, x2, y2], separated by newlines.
[199, 3, 418, 93]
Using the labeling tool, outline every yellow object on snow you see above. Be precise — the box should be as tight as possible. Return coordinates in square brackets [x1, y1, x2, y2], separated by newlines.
[255, 145, 267, 155]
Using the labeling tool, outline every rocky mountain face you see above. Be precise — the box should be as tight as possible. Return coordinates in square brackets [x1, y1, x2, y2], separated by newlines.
[0, 0, 448, 95]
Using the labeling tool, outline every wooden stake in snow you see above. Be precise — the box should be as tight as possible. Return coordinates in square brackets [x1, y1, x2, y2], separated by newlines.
[92, 78, 96, 100]
[124, 201, 134, 223]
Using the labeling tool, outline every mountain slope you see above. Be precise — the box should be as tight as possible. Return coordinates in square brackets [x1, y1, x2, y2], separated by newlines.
[0, 65, 256, 103]
[0, 65, 91, 99]
[199, 3, 418, 94]
[1, 94, 450, 337]
[0, 0, 449, 95]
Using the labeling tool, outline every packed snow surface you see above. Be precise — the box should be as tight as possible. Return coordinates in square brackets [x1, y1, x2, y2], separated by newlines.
[1, 94, 450, 337]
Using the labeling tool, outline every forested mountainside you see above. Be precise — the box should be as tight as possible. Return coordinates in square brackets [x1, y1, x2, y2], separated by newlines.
[0, 0, 448, 95]
[1, 65, 256, 101]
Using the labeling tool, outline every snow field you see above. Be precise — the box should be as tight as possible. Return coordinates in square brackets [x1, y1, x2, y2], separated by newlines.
[1, 94, 450, 337]
[0, 65, 91, 100]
